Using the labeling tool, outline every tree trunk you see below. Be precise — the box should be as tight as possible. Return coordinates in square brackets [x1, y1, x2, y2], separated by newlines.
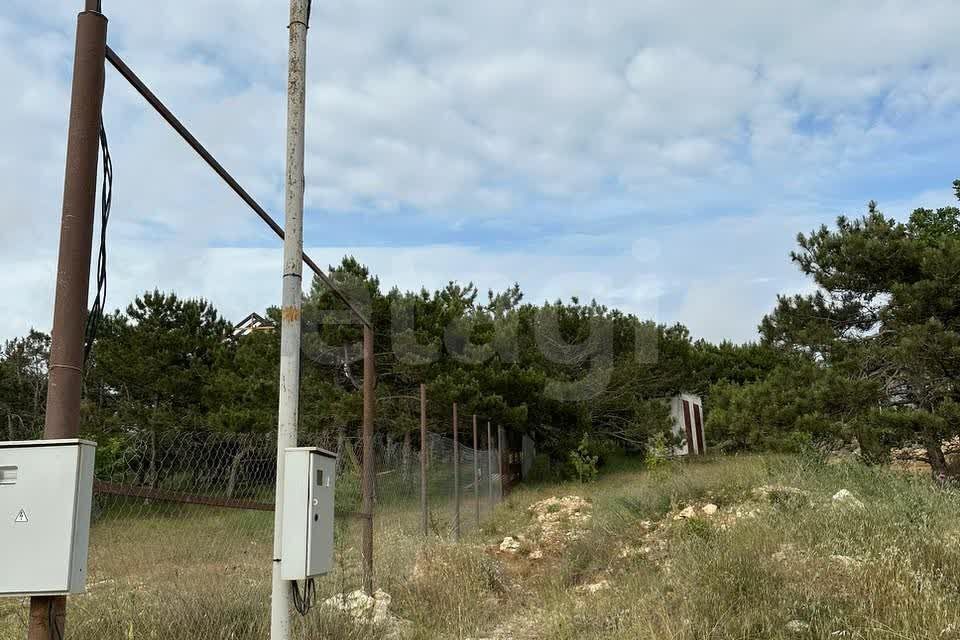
[924, 432, 950, 481]
[336, 427, 346, 476]
[343, 345, 360, 389]
[147, 429, 158, 490]
[402, 431, 411, 481]
[32, 380, 40, 429]
[854, 425, 886, 465]
[147, 396, 160, 490]
[226, 446, 251, 499]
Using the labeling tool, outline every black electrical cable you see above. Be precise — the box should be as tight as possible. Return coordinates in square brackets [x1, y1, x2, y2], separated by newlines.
[83, 117, 112, 365]
[291, 578, 316, 616]
[47, 601, 64, 640]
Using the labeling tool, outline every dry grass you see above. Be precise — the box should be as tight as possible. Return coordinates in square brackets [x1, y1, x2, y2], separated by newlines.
[482, 455, 960, 639]
[4, 454, 960, 639]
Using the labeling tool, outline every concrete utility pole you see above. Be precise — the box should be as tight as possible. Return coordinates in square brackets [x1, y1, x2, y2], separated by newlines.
[270, 1, 310, 638]
[361, 325, 376, 594]
[30, 2, 106, 639]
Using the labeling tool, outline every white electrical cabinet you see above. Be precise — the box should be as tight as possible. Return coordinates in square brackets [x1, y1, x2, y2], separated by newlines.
[0, 439, 97, 597]
[280, 447, 337, 580]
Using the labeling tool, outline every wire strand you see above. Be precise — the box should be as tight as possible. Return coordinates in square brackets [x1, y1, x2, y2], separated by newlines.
[291, 577, 316, 615]
[83, 116, 112, 365]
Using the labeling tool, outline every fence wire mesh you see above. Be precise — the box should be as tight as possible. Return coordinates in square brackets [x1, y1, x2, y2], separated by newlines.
[0, 425, 506, 640]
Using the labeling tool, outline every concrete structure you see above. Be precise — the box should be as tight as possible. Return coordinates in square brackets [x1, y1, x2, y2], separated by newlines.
[669, 394, 706, 456]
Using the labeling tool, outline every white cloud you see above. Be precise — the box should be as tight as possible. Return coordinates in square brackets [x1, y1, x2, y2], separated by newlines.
[2, 1, 960, 345]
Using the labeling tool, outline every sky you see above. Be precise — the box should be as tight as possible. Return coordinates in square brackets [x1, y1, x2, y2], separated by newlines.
[2, 1, 959, 345]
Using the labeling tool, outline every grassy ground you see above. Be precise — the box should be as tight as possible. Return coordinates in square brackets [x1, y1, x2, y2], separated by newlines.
[3, 454, 960, 639]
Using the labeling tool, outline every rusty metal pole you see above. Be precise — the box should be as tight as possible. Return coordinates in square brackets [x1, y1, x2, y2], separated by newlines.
[452, 402, 460, 542]
[473, 414, 480, 528]
[497, 425, 505, 500]
[487, 420, 495, 508]
[361, 325, 376, 594]
[420, 383, 428, 537]
[30, 3, 106, 639]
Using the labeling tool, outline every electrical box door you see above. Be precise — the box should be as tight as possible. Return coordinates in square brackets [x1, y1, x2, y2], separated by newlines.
[280, 447, 337, 580]
[0, 439, 97, 596]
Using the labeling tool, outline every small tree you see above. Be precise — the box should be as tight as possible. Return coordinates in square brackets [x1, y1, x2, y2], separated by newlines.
[761, 180, 960, 476]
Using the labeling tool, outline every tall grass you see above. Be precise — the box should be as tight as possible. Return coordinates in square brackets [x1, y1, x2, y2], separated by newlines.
[489, 455, 960, 639]
[3, 455, 959, 639]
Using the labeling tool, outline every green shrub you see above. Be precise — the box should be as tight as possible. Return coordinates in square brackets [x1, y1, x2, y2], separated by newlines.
[643, 433, 671, 469]
[569, 435, 600, 483]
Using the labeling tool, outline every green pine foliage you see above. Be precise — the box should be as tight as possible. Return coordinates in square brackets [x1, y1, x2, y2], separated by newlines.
[712, 179, 960, 474]
[5, 178, 958, 473]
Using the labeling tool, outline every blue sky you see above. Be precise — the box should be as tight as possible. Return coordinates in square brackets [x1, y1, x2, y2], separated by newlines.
[2, 1, 959, 344]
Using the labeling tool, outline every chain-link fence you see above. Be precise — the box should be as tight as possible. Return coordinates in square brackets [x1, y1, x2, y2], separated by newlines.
[0, 424, 506, 640]
[421, 432, 501, 539]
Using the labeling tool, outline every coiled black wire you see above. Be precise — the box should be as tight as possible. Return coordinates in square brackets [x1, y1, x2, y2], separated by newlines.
[83, 117, 112, 365]
[291, 578, 316, 616]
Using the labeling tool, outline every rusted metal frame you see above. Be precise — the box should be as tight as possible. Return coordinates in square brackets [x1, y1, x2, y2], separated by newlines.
[361, 326, 375, 595]
[93, 481, 274, 511]
[487, 420, 495, 508]
[93, 480, 369, 518]
[420, 383, 429, 536]
[102, 46, 371, 329]
[31, 5, 107, 639]
[473, 414, 480, 528]
[453, 402, 460, 542]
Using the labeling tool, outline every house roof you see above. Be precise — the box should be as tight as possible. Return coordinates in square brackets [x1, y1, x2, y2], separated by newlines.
[232, 312, 276, 338]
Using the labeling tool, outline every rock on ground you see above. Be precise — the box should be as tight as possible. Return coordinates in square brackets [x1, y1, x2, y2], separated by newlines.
[525, 496, 592, 552]
[575, 579, 611, 595]
[674, 503, 718, 520]
[322, 589, 409, 637]
[832, 489, 865, 509]
[786, 619, 811, 633]
[674, 505, 697, 520]
[500, 536, 522, 554]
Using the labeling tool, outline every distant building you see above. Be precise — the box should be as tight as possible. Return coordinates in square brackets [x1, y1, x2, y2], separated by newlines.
[668, 393, 705, 456]
[231, 312, 275, 339]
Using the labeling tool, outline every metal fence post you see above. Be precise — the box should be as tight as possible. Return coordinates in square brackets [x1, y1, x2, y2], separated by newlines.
[30, 3, 106, 638]
[497, 425, 505, 500]
[487, 420, 495, 508]
[453, 402, 460, 542]
[361, 325, 376, 594]
[473, 414, 480, 528]
[420, 383, 428, 537]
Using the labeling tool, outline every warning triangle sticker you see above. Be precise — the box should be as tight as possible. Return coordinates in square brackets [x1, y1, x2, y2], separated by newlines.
[14, 509, 28, 523]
